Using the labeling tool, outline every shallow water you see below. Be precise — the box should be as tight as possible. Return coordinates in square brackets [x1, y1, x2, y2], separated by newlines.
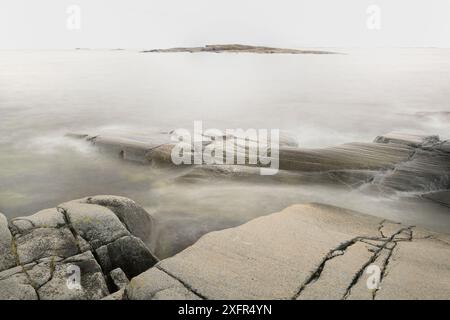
[1, 49, 449, 257]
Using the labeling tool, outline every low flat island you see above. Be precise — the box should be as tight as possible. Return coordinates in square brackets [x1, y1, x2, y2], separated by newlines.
[141, 44, 338, 54]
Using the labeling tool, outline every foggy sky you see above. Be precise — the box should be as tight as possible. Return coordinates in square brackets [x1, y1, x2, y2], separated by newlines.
[1, 0, 450, 49]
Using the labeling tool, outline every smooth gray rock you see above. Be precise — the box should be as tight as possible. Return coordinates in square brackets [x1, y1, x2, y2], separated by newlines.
[81, 195, 154, 246]
[102, 288, 125, 300]
[278, 142, 413, 171]
[142, 44, 337, 54]
[71, 131, 449, 195]
[10, 208, 66, 234]
[126, 203, 450, 300]
[371, 148, 450, 192]
[128, 204, 384, 299]
[126, 267, 201, 300]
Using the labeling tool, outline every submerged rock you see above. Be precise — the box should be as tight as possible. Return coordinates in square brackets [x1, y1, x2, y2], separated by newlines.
[422, 190, 450, 208]
[0, 196, 157, 300]
[68, 130, 450, 195]
[374, 131, 440, 148]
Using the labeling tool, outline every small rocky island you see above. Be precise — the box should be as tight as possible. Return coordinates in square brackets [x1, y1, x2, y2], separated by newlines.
[141, 44, 337, 54]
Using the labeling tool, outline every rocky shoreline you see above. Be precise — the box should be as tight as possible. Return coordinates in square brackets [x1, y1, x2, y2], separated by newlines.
[0, 196, 157, 300]
[1, 197, 450, 300]
[1, 131, 449, 299]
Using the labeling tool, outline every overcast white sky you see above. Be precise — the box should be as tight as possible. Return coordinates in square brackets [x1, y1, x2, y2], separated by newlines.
[1, 0, 450, 49]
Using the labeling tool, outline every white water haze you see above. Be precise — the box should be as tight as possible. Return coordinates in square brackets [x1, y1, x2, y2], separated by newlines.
[1, 49, 450, 257]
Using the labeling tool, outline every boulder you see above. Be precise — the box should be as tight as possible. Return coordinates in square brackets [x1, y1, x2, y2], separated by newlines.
[82, 195, 154, 245]
[0, 196, 157, 300]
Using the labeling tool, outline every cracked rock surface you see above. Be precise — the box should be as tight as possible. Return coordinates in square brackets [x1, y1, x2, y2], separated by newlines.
[125, 203, 450, 300]
[0, 195, 157, 300]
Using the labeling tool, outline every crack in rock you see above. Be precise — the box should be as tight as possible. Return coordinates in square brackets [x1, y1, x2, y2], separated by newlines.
[155, 265, 206, 300]
[8, 227, 41, 299]
[372, 228, 413, 299]
[292, 237, 362, 299]
[292, 222, 415, 300]
[342, 227, 414, 300]
[57, 207, 85, 254]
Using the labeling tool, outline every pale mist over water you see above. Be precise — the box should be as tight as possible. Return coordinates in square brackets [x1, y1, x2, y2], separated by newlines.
[1, 49, 449, 257]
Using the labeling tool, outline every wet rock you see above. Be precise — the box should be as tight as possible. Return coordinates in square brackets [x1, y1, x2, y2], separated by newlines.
[66, 133, 171, 163]
[91, 136, 153, 163]
[278, 142, 413, 172]
[71, 130, 449, 195]
[126, 267, 201, 300]
[374, 131, 440, 148]
[372, 148, 450, 192]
